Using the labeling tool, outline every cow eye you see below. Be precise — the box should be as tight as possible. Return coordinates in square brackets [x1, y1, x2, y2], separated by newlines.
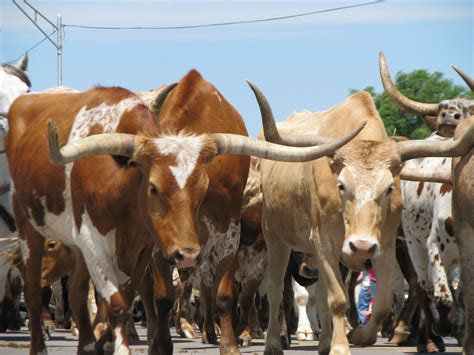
[386, 184, 394, 195]
[337, 182, 345, 192]
[149, 183, 158, 195]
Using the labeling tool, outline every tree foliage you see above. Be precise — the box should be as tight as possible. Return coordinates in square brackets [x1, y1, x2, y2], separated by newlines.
[350, 70, 474, 139]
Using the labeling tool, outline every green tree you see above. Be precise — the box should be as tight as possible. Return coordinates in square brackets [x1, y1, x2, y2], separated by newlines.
[350, 70, 474, 139]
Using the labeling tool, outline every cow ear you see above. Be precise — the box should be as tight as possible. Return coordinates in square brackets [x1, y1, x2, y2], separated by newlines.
[128, 159, 140, 167]
[329, 157, 344, 175]
[423, 115, 438, 132]
[200, 138, 218, 164]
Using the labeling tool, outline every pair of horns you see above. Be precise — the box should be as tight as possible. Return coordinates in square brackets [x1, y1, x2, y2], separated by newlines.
[379, 52, 474, 117]
[48, 86, 366, 166]
[248, 80, 474, 163]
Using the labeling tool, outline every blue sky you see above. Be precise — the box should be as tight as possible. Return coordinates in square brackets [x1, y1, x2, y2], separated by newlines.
[1, 0, 473, 136]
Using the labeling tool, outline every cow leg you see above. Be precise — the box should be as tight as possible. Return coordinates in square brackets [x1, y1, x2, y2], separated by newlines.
[237, 278, 260, 347]
[314, 280, 333, 354]
[391, 237, 419, 345]
[51, 280, 65, 328]
[12, 194, 47, 355]
[176, 280, 197, 339]
[293, 279, 314, 341]
[349, 246, 396, 346]
[41, 285, 55, 339]
[22, 235, 46, 353]
[73, 242, 130, 355]
[148, 252, 175, 355]
[318, 256, 349, 354]
[138, 266, 156, 345]
[346, 271, 360, 329]
[200, 283, 218, 345]
[262, 239, 290, 355]
[68, 249, 96, 354]
[213, 254, 240, 355]
[306, 283, 320, 338]
[454, 223, 474, 353]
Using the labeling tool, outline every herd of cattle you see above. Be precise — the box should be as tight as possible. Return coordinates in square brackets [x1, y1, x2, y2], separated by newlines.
[0, 52, 473, 355]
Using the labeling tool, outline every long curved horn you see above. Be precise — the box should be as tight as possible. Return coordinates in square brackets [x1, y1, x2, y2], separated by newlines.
[379, 52, 438, 116]
[48, 120, 139, 166]
[152, 83, 178, 120]
[211, 121, 366, 162]
[397, 121, 474, 161]
[246, 80, 332, 146]
[452, 65, 474, 91]
[400, 166, 451, 184]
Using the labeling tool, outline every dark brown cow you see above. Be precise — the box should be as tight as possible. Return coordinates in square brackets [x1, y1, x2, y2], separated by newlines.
[6, 71, 362, 354]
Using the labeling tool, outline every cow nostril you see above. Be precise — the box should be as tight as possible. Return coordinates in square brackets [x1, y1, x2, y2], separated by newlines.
[454, 113, 461, 120]
[369, 244, 377, 255]
[174, 251, 184, 262]
[349, 241, 358, 253]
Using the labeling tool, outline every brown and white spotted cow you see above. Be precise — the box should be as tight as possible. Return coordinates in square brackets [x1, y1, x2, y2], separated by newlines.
[246, 74, 474, 355]
[6, 71, 361, 355]
[379, 53, 474, 351]
[151, 71, 365, 354]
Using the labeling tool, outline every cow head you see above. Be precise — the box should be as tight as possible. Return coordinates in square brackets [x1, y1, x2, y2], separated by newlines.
[331, 141, 402, 270]
[41, 239, 73, 287]
[47, 88, 365, 269]
[133, 134, 217, 268]
[379, 52, 474, 138]
[0, 54, 30, 153]
[248, 80, 474, 272]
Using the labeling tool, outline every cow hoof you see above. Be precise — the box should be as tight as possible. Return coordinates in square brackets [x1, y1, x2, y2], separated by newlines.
[263, 348, 283, 355]
[220, 345, 240, 355]
[238, 332, 252, 347]
[201, 333, 218, 345]
[127, 329, 140, 345]
[250, 328, 264, 339]
[432, 321, 451, 337]
[389, 330, 409, 345]
[417, 343, 439, 353]
[178, 324, 198, 339]
[214, 323, 221, 336]
[280, 336, 290, 350]
[329, 345, 351, 355]
[149, 344, 173, 355]
[94, 323, 106, 340]
[43, 327, 52, 341]
[72, 326, 80, 337]
[296, 330, 314, 341]
[347, 327, 376, 346]
[0, 322, 8, 333]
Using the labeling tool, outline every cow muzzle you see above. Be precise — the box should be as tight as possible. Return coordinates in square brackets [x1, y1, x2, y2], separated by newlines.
[299, 263, 319, 280]
[167, 247, 201, 269]
[342, 236, 379, 261]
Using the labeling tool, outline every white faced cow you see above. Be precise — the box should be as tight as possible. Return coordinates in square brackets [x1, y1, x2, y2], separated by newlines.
[246, 76, 474, 355]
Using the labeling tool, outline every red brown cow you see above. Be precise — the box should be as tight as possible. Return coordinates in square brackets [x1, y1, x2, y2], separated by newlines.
[6, 71, 362, 354]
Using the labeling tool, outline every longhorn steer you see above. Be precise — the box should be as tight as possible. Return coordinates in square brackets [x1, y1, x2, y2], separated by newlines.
[247, 77, 474, 354]
[380, 53, 474, 350]
[6, 70, 362, 354]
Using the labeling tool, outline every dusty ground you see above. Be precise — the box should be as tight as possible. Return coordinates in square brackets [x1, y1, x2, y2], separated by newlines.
[0, 325, 462, 354]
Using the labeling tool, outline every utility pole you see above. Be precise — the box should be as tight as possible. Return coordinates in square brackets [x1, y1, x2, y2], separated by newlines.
[12, 0, 63, 86]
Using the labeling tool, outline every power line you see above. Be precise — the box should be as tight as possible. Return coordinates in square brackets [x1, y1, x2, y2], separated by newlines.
[64, 0, 384, 30]
[7, 29, 57, 64]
